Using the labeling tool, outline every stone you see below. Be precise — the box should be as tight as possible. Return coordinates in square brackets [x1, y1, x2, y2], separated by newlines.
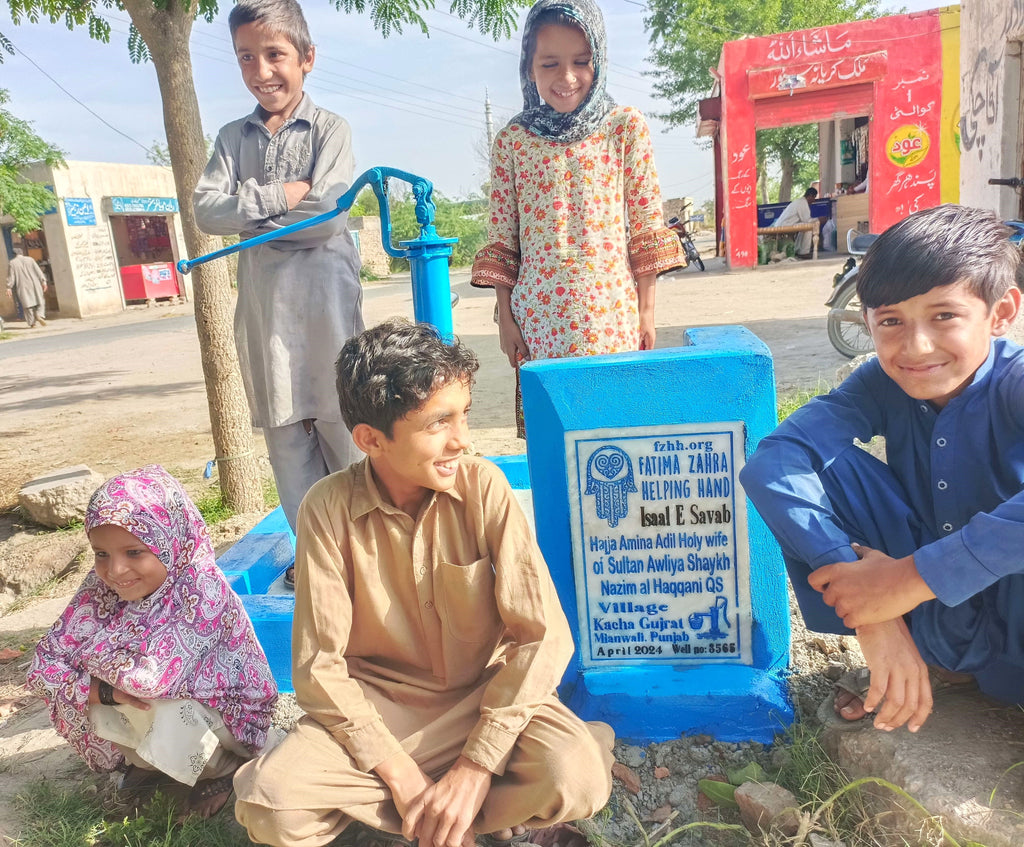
[808, 835, 846, 847]
[0, 530, 87, 611]
[618, 744, 646, 768]
[734, 781, 800, 838]
[611, 762, 642, 795]
[824, 661, 846, 681]
[653, 765, 670, 779]
[643, 804, 673, 823]
[829, 688, 1024, 847]
[18, 466, 104, 528]
[836, 352, 877, 384]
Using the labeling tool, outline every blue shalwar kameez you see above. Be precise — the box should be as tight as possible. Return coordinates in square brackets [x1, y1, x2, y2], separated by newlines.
[740, 339, 1024, 703]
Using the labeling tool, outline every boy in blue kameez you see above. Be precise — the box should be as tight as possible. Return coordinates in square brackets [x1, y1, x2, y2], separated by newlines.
[740, 204, 1024, 734]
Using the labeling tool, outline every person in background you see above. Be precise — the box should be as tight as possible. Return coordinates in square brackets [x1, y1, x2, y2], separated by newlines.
[6, 247, 48, 327]
[771, 186, 819, 259]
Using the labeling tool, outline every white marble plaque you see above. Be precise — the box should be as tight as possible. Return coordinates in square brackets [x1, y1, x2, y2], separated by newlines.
[566, 423, 753, 667]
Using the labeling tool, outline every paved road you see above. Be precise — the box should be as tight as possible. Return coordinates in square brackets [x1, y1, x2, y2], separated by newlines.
[0, 258, 851, 490]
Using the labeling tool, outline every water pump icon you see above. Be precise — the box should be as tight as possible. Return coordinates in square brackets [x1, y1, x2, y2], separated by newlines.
[688, 596, 730, 640]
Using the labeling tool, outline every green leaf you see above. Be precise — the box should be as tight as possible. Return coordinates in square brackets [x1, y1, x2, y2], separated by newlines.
[698, 778, 739, 808]
[727, 761, 767, 786]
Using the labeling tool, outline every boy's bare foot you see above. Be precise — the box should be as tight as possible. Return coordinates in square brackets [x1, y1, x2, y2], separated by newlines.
[478, 825, 530, 846]
[834, 686, 869, 721]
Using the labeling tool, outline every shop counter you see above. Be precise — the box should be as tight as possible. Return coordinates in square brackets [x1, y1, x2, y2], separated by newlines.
[120, 262, 181, 302]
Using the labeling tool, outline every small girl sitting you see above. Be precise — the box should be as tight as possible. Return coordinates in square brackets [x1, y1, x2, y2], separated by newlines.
[472, 0, 685, 435]
[27, 465, 278, 819]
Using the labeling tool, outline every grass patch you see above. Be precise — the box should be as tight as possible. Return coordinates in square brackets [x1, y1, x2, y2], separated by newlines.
[776, 384, 831, 423]
[14, 780, 250, 847]
[773, 722, 961, 846]
[262, 476, 280, 511]
[194, 488, 235, 526]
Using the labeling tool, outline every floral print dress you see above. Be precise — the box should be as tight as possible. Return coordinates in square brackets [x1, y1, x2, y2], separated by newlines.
[473, 105, 684, 362]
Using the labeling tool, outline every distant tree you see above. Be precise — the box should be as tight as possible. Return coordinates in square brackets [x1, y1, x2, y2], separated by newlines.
[389, 193, 488, 269]
[147, 135, 215, 167]
[0, 89, 64, 234]
[645, 0, 883, 201]
[350, 186, 380, 218]
[1, 0, 529, 512]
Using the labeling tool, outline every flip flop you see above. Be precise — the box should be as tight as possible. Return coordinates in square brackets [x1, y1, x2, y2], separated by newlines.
[816, 667, 874, 731]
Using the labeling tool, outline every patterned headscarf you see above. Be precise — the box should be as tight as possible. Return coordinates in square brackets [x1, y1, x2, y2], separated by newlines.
[514, 0, 615, 144]
[27, 466, 278, 772]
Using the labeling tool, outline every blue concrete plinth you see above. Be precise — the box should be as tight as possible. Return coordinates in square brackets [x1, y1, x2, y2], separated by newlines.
[239, 595, 296, 692]
[564, 666, 791, 744]
[520, 326, 792, 743]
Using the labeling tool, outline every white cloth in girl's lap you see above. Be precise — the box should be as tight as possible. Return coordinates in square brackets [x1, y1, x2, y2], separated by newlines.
[91, 699, 249, 786]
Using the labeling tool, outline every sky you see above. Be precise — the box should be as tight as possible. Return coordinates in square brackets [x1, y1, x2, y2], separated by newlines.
[1, 0, 945, 204]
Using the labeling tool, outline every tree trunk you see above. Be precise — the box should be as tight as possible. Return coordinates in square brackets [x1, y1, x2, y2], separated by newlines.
[122, 0, 263, 513]
[778, 154, 795, 203]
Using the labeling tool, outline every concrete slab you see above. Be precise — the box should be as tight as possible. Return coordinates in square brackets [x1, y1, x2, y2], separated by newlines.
[826, 688, 1024, 846]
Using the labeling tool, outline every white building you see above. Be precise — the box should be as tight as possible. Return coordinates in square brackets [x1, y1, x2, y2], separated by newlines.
[959, 0, 1024, 218]
[1, 160, 192, 320]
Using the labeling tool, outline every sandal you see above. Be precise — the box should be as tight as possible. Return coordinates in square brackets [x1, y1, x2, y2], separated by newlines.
[284, 565, 296, 589]
[186, 772, 235, 818]
[816, 667, 873, 731]
[117, 764, 174, 793]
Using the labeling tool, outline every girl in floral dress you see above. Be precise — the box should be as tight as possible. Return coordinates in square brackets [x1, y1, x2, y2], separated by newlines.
[472, 0, 684, 435]
[27, 466, 278, 818]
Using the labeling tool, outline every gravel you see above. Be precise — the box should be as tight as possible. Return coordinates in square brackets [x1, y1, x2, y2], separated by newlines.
[267, 584, 865, 845]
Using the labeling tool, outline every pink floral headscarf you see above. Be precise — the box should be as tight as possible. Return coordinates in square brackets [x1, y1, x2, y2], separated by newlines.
[27, 465, 278, 772]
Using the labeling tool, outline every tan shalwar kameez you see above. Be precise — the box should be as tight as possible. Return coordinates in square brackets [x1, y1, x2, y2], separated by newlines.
[234, 456, 614, 847]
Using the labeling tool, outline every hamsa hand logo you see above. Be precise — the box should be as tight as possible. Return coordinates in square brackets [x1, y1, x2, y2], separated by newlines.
[585, 445, 636, 528]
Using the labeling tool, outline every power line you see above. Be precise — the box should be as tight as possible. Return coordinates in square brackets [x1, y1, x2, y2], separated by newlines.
[7, 37, 161, 161]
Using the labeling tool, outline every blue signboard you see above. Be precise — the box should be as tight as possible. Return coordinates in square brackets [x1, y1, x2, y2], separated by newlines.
[110, 196, 179, 214]
[64, 198, 97, 227]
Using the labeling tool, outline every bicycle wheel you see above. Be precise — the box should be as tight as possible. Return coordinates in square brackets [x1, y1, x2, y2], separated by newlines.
[827, 284, 874, 359]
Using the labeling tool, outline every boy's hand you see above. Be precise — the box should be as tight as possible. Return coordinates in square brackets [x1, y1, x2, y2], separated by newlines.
[283, 180, 312, 210]
[856, 619, 932, 732]
[403, 756, 491, 847]
[375, 752, 434, 823]
[808, 545, 935, 628]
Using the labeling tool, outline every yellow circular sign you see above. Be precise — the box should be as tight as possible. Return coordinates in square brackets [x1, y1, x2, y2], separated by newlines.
[887, 125, 931, 168]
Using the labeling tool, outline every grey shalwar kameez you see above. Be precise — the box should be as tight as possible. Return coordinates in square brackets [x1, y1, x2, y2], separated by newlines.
[194, 95, 364, 527]
[6, 254, 47, 327]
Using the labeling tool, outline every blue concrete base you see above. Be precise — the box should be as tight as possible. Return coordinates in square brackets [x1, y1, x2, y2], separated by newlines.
[239, 595, 296, 692]
[562, 666, 791, 743]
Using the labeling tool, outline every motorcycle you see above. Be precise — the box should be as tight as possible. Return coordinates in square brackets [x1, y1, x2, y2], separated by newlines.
[825, 202, 1024, 359]
[825, 229, 878, 359]
[667, 216, 706, 271]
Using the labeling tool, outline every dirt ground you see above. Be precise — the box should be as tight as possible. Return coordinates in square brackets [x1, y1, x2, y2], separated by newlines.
[0, 246, 856, 840]
[0, 251, 852, 500]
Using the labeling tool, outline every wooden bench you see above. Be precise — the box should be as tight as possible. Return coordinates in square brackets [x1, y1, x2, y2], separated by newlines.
[756, 222, 819, 260]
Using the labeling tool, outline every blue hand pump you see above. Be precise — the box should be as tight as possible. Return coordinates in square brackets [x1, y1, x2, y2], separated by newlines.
[177, 167, 458, 340]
